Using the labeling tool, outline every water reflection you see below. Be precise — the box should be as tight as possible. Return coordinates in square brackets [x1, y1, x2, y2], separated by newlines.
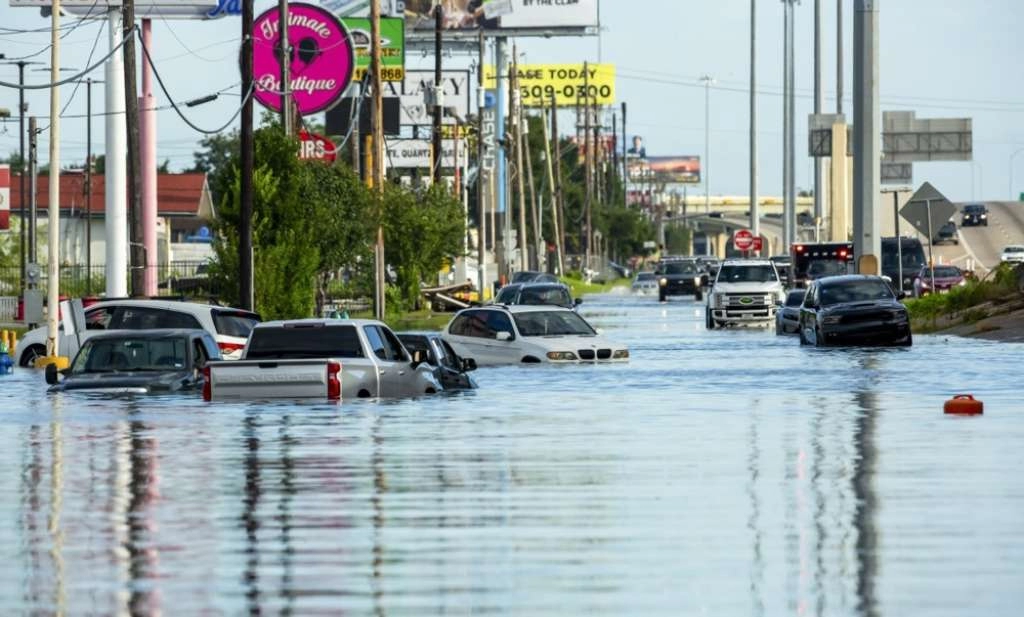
[0, 296, 1021, 615]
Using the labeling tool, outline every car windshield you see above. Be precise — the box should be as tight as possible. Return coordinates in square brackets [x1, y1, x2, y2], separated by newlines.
[964, 205, 984, 213]
[820, 281, 894, 305]
[807, 260, 849, 278]
[785, 291, 806, 307]
[661, 262, 697, 275]
[72, 337, 188, 373]
[1004, 246, 1024, 253]
[513, 311, 596, 337]
[716, 264, 777, 283]
[924, 266, 961, 278]
[517, 286, 572, 307]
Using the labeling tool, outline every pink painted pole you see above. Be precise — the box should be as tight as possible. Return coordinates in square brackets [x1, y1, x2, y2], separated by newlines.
[141, 19, 158, 296]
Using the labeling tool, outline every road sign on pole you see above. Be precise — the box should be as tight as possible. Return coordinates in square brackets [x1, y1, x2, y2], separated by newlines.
[901, 181, 957, 293]
[733, 229, 755, 252]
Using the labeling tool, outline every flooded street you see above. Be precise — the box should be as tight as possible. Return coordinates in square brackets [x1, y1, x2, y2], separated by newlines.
[1, 291, 1022, 616]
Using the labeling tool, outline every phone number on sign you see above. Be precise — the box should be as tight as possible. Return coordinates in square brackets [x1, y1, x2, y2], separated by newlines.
[520, 84, 614, 106]
[353, 67, 405, 82]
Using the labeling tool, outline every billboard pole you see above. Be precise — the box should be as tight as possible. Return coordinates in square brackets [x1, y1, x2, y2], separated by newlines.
[279, 0, 292, 136]
[814, 0, 824, 232]
[552, 93, 566, 275]
[432, 3, 443, 185]
[700, 74, 713, 215]
[105, 8, 127, 298]
[853, 0, 881, 274]
[477, 30, 487, 299]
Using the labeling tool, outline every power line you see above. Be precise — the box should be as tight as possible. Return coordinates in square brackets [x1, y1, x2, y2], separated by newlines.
[0, 26, 132, 89]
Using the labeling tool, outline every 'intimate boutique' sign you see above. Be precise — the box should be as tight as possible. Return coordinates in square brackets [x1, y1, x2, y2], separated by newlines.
[253, 2, 355, 115]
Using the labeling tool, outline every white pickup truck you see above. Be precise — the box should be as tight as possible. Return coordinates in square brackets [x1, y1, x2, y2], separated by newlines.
[705, 259, 786, 329]
[203, 319, 442, 401]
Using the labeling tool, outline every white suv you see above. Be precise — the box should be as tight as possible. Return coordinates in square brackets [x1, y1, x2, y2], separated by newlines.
[706, 260, 785, 329]
[17, 300, 260, 366]
[1000, 245, 1024, 264]
[443, 305, 629, 366]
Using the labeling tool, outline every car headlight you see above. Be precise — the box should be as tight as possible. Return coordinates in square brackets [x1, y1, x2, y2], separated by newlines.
[822, 315, 842, 325]
[981, 214, 987, 218]
[612, 349, 629, 359]
[659, 278, 668, 286]
[546, 351, 578, 361]
[693, 277, 702, 286]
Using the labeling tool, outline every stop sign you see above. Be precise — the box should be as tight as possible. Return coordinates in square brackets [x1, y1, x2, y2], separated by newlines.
[733, 229, 755, 252]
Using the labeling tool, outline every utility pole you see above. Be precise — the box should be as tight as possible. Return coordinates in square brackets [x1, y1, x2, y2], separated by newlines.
[123, 0, 145, 297]
[279, 0, 292, 135]
[583, 61, 592, 270]
[853, 0, 880, 273]
[0, 59, 41, 290]
[620, 101, 627, 209]
[523, 112, 540, 270]
[542, 102, 562, 275]
[749, 0, 759, 244]
[476, 30, 487, 299]
[85, 77, 96, 295]
[432, 4, 443, 185]
[240, 0, 254, 310]
[28, 117, 37, 265]
[371, 0, 386, 318]
[782, 0, 796, 249]
[512, 51, 527, 273]
[837, 0, 844, 115]
[551, 93, 565, 273]
[700, 74, 714, 214]
[105, 6, 127, 298]
[813, 0, 825, 230]
[494, 37, 508, 282]
[44, 0, 62, 361]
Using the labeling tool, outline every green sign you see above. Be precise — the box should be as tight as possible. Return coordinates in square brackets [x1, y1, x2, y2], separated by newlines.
[343, 17, 406, 82]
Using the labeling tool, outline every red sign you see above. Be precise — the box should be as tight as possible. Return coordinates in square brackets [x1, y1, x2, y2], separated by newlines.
[733, 229, 754, 252]
[751, 236, 764, 252]
[0, 165, 9, 231]
[298, 131, 337, 163]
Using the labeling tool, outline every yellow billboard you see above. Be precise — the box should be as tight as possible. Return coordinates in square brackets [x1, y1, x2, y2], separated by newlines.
[484, 63, 615, 108]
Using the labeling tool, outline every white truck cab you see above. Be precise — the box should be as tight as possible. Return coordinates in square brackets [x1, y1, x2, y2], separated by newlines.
[705, 259, 785, 329]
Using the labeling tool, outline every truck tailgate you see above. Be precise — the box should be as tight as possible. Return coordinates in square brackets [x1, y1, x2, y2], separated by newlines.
[205, 359, 340, 400]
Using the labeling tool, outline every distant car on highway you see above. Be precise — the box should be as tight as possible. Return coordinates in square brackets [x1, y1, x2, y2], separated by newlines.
[1001, 245, 1024, 264]
[932, 220, 959, 246]
[797, 211, 815, 226]
[798, 275, 912, 347]
[961, 203, 989, 227]
[775, 289, 806, 335]
[913, 265, 966, 297]
[631, 271, 658, 294]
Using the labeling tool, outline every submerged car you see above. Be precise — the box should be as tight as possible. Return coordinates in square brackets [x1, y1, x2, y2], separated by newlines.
[775, 289, 806, 335]
[442, 305, 629, 366]
[932, 221, 959, 246]
[509, 270, 560, 284]
[798, 275, 912, 347]
[494, 282, 579, 310]
[397, 331, 478, 391]
[46, 329, 221, 393]
[631, 271, 658, 294]
[913, 265, 966, 297]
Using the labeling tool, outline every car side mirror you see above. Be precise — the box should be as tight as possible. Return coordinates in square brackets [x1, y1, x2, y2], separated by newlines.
[574, 298, 583, 306]
[897, 291, 907, 300]
[45, 363, 60, 385]
[461, 358, 477, 372]
[496, 331, 513, 342]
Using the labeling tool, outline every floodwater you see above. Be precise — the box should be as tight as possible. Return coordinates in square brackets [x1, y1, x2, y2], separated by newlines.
[1, 292, 1022, 616]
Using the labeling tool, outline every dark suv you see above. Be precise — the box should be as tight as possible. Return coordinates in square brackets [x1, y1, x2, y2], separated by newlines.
[655, 259, 704, 302]
[961, 203, 989, 227]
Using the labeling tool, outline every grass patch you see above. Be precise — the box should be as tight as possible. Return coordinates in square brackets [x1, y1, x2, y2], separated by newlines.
[904, 263, 1021, 331]
[350, 309, 451, 332]
[560, 272, 629, 297]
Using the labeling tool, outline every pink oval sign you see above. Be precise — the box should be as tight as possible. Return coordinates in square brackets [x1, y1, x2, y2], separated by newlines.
[252, 2, 354, 115]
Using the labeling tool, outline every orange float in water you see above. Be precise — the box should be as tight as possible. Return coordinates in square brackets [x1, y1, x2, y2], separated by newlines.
[944, 394, 984, 415]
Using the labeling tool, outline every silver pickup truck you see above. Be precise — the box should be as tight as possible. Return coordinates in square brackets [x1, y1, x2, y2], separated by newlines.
[203, 319, 442, 400]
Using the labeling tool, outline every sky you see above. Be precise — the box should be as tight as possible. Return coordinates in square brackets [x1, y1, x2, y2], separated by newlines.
[1, 0, 1023, 203]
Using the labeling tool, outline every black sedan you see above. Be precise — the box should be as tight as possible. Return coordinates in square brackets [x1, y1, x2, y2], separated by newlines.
[775, 289, 806, 335]
[46, 329, 221, 393]
[798, 275, 912, 347]
[397, 332, 478, 391]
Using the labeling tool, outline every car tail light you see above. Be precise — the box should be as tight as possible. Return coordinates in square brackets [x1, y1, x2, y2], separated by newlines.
[218, 341, 245, 356]
[839, 250, 848, 258]
[795, 245, 804, 253]
[327, 361, 342, 401]
[202, 366, 212, 401]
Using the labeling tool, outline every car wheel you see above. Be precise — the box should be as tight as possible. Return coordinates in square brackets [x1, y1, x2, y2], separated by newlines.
[19, 344, 45, 368]
[694, 289, 703, 302]
[705, 309, 715, 330]
[898, 333, 913, 347]
[659, 291, 667, 302]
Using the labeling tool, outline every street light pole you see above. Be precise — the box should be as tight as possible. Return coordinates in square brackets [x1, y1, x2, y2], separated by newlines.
[749, 0, 759, 242]
[700, 74, 714, 214]
[1010, 148, 1024, 200]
